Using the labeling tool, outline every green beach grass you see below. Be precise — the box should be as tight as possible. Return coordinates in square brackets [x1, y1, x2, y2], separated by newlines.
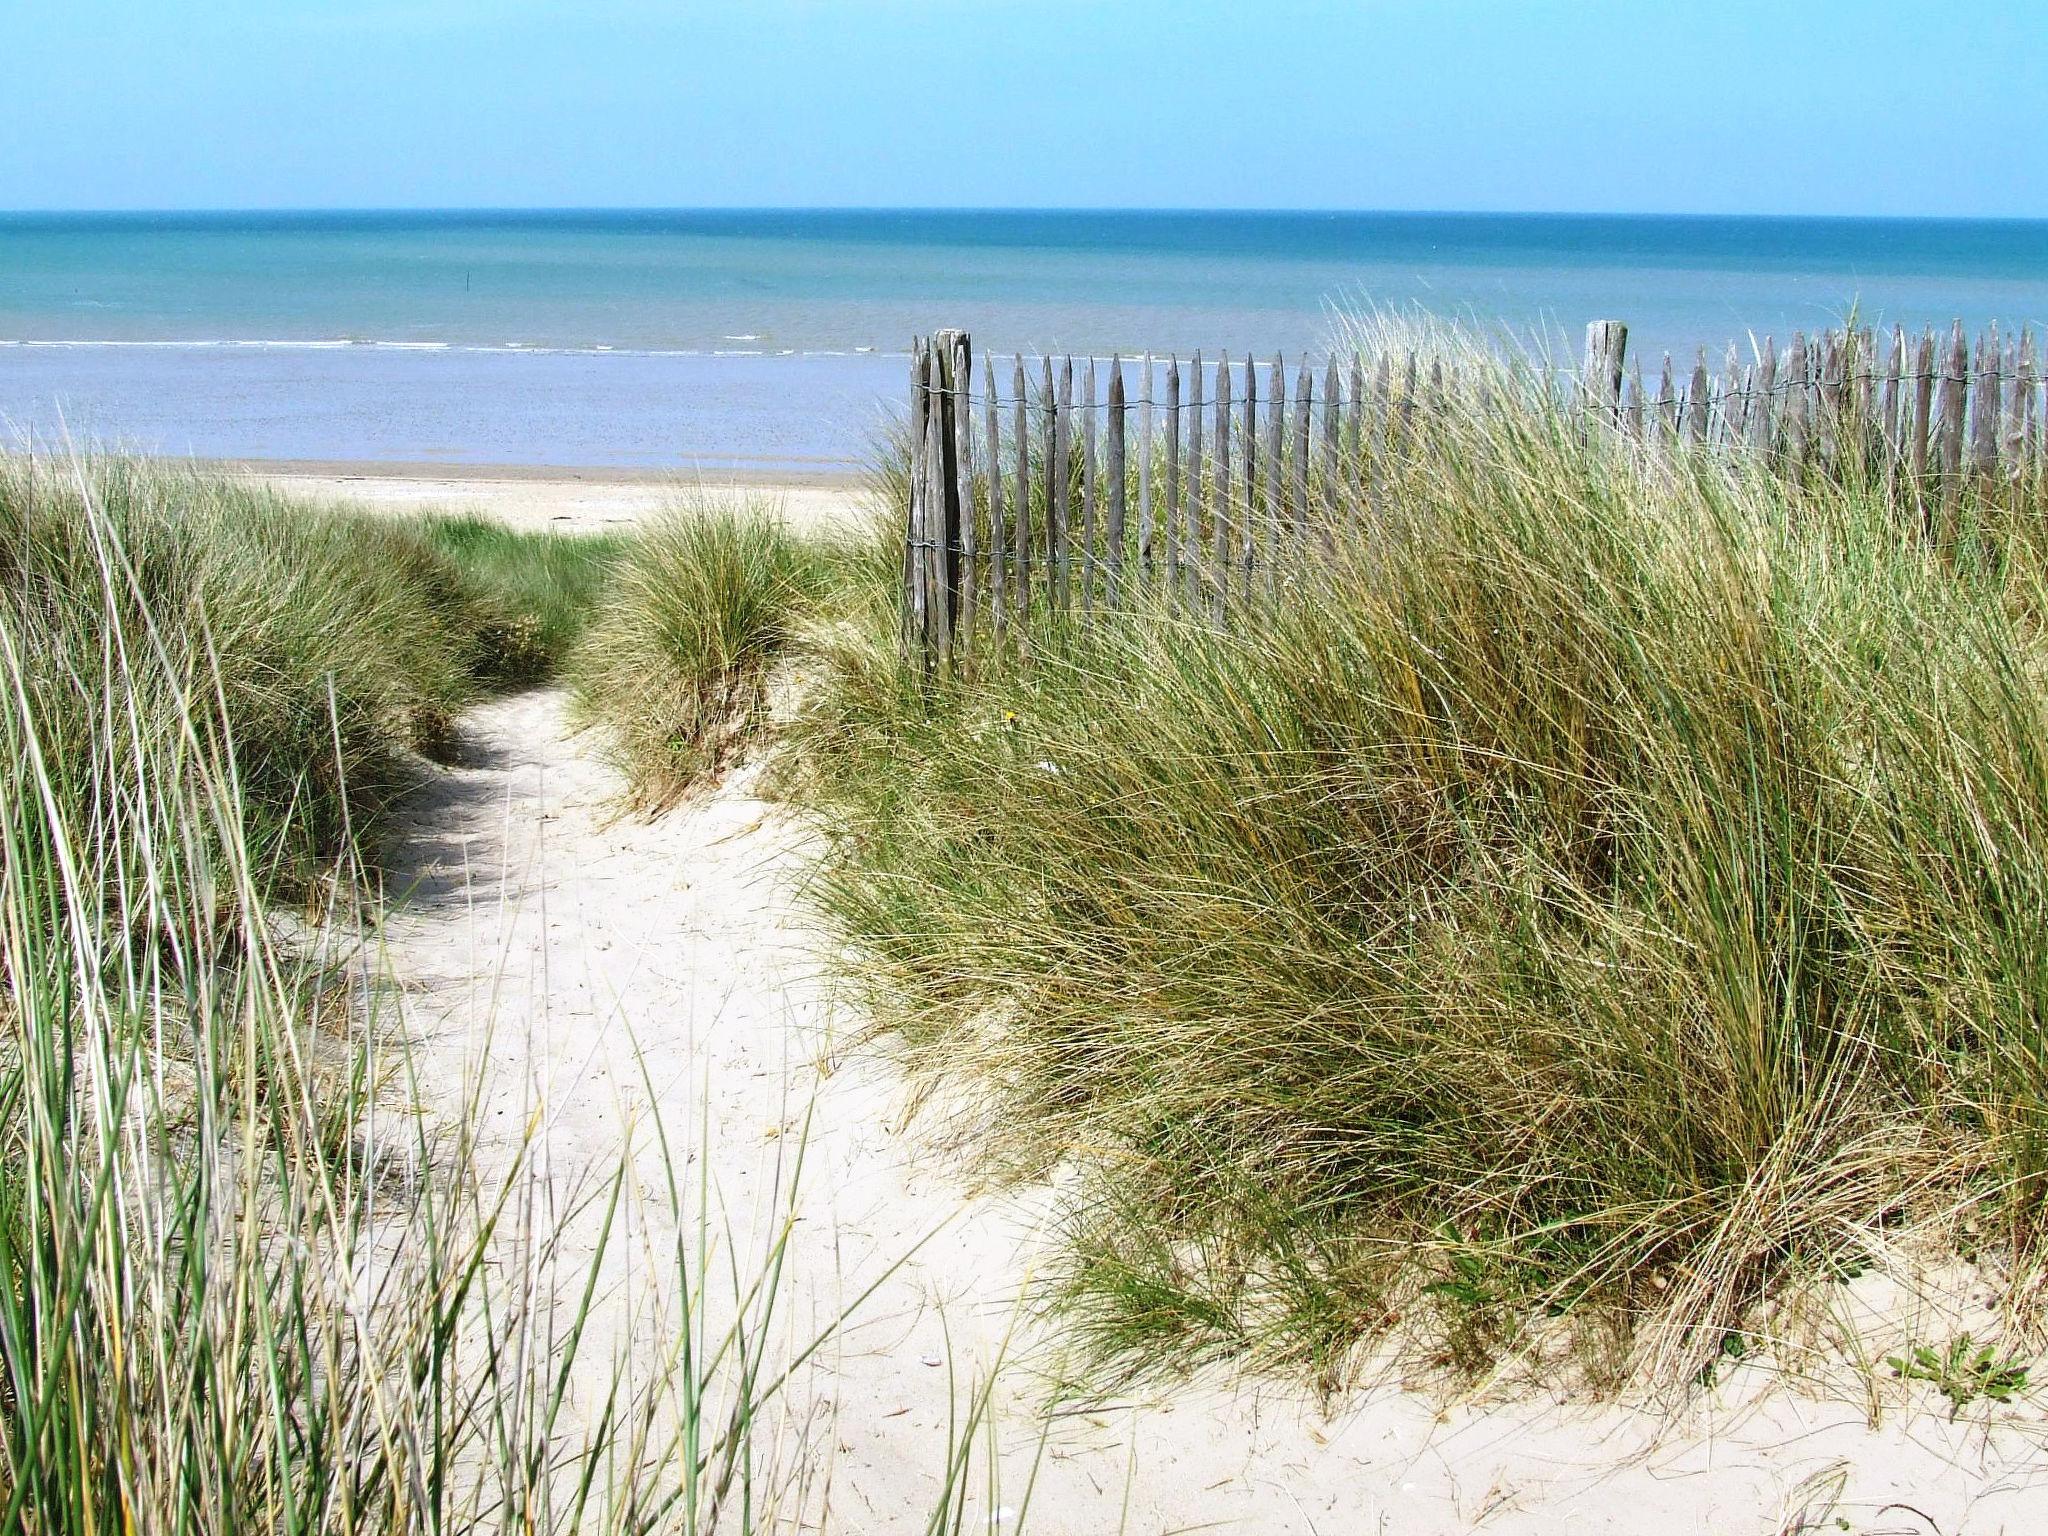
[412, 510, 627, 685]
[725, 333, 2048, 1393]
[11, 378, 2047, 1525]
[0, 458, 1013, 1530]
[567, 498, 840, 809]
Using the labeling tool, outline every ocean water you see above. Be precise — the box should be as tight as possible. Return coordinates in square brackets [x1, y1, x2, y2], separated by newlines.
[3, 210, 2045, 471]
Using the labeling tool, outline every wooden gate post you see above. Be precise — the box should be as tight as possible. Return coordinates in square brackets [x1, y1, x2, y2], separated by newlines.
[906, 330, 972, 673]
[1581, 320, 1628, 435]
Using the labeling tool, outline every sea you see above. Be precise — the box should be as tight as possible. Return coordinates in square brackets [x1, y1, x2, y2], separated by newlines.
[3, 209, 2045, 474]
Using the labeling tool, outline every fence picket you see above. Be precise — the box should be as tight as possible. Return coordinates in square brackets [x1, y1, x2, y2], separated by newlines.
[1582, 319, 1625, 428]
[1186, 352, 1206, 609]
[1052, 357, 1072, 610]
[1081, 358, 1099, 612]
[929, 335, 958, 667]
[906, 340, 928, 662]
[2006, 332, 2022, 484]
[1013, 356, 1030, 621]
[1720, 343, 1744, 444]
[951, 332, 976, 640]
[1785, 336, 1810, 480]
[1937, 321, 1968, 498]
[1818, 331, 1843, 469]
[1292, 360, 1313, 554]
[1320, 356, 1341, 537]
[1973, 324, 2002, 475]
[1261, 355, 1283, 594]
[2016, 330, 2040, 490]
[1213, 352, 1233, 619]
[1907, 328, 1934, 492]
[1165, 356, 1183, 595]
[1244, 353, 1262, 587]
[1749, 340, 1777, 456]
[1107, 359, 1127, 605]
[1367, 354, 1391, 512]
[1139, 354, 1155, 577]
[1881, 327, 1903, 476]
[1855, 327, 1876, 440]
[984, 353, 1003, 636]
[1346, 352, 1366, 509]
[904, 322, 2044, 663]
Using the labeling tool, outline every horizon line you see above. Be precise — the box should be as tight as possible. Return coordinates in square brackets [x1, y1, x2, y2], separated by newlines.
[5, 204, 2047, 224]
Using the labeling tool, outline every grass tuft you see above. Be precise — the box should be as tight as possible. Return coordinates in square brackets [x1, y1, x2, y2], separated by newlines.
[0, 456, 1016, 1531]
[570, 498, 837, 809]
[411, 510, 626, 684]
[783, 326, 2048, 1393]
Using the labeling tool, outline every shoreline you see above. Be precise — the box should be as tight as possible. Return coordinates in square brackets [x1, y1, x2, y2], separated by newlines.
[213, 456, 873, 533]
[201, 456, 867, 488]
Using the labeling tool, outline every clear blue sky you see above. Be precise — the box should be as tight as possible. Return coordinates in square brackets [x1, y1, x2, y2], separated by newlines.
[5, 1, 2043, 216]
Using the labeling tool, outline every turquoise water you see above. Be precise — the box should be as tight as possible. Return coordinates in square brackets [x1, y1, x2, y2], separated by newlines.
[4, 210, 2045, 470]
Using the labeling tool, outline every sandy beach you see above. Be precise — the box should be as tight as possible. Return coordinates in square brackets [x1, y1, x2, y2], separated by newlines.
[220, 457, 873, 535]
[10, 1, 2042, 1527]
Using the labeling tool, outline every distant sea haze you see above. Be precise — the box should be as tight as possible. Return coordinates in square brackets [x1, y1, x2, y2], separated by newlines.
[3, 209, 2044, 472]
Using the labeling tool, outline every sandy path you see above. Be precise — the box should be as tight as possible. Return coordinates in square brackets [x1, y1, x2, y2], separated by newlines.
[228, 459, 868, 535]
[379, 689, 2048, 1535]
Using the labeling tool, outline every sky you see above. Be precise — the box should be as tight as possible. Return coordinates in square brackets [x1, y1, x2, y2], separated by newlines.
[4, 1, 2044, 217]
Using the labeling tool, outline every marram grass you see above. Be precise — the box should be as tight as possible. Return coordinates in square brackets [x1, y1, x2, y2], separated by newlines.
[569, 498, 839, 810]
[782, 330, 2048, 1392]
[0, 459, 1014, 1532]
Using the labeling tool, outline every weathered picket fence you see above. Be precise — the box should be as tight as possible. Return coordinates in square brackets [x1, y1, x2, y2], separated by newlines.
[903, 321, 2047, 669]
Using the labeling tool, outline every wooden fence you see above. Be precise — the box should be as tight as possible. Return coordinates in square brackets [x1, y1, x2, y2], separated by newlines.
[903, 321, 2047, 669]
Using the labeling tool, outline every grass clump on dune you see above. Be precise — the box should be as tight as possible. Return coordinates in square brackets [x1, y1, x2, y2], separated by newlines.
[412, 510, 626, 683]
[786, 340, 2048, 1393]
[0, 459, 1014, 1531]
[0, 459, 552, 1524]
[571, 498, 835, 808]
[3, 460, 625, 888]
[4, 458, 489, 881]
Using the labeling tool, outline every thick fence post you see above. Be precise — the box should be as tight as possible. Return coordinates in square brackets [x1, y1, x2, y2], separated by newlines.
[904, 328, 969, 672]
[1582, 320, 1627, 432]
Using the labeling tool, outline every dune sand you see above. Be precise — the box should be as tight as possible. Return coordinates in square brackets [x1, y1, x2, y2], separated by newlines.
[375, 684, 2048, 1535]
[222, 457, 871, 534]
